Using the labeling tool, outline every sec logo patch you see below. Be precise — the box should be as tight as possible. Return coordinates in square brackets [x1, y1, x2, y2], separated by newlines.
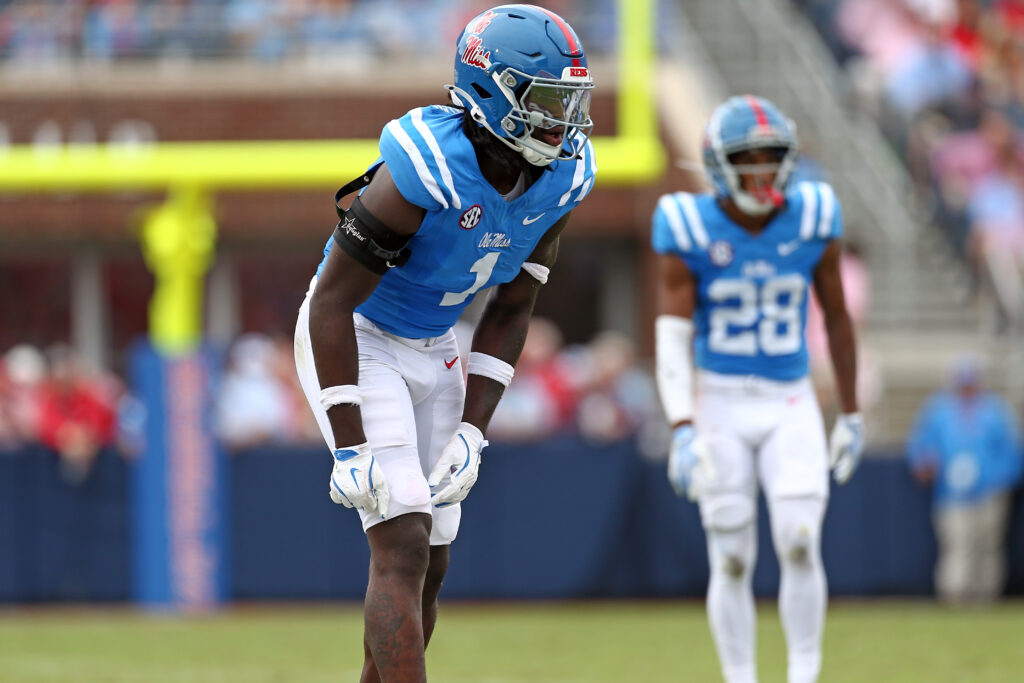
[459, 205, 483, 229]
[709, 240, 734, 267]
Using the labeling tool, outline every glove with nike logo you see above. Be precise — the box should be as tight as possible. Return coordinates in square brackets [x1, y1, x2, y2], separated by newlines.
[429, 422, 487, 507]
[330, 443, 390, 517]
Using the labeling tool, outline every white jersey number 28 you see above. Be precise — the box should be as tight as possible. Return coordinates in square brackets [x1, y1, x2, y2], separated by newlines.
[707, 274, 805, 356]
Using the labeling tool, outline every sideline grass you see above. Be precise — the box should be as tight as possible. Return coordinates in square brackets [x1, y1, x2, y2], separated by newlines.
[1, 600, 1022, 682]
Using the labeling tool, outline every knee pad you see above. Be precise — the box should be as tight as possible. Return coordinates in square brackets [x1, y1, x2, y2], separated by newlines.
[708, 525, 757, 580]
[771, 496, 824, 566]
[702, 494, 757, 579]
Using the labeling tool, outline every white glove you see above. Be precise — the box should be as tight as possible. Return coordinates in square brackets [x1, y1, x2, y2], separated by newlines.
[428, 422, 487, 507]
[667, 424, 713, 501]
[329, 443, 390, 517]
[829, 412, 864, 485]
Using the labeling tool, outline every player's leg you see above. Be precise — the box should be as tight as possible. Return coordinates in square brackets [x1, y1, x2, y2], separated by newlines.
[422, 545, 449, 646]
[410, 330, 466, 648]
[704, 509, 759, 683]
[765, 495, 826, 683]
[758, 383, 829, 683]
[696, 385, 760, 683]
[361, 513, 432, 683]
[295, 301, 438, 681]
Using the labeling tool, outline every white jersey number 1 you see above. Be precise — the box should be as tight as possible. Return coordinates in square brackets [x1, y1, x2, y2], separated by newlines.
[440, 252, 500, 306]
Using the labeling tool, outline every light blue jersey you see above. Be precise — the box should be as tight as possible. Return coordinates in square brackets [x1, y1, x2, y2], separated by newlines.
[317, 105, 597, 337]
[651, 182, 843, 381]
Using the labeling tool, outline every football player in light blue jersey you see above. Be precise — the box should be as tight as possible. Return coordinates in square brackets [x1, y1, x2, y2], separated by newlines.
[293, 5, 595, 681]
[652, 95, 863, 683]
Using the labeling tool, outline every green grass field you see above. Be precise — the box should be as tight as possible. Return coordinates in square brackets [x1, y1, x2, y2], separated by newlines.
[1, 600, 1022, 682]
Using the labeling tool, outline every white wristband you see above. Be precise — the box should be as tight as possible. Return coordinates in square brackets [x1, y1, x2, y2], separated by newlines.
[466, 352, 515, 387]
[655, 314, 694, 425]
[319, 384, 362, 411]
[521, 262, 550, 284]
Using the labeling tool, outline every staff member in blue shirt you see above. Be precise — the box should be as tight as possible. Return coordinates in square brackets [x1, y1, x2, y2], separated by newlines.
[907, 354, 1023, 604]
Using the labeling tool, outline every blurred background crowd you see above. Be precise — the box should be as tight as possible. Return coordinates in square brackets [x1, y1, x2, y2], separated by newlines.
[801, 0, 1024, 329]
[0, 0, 619, 63]
[0, 322, 671, 475]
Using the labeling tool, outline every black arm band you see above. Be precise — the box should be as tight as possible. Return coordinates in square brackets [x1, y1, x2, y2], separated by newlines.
[332, 196, 413, 274]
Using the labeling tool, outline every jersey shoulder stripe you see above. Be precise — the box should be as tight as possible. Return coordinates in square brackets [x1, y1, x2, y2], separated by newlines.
[798, 182, 818, 241]
[676, 193, 710, 248]
[656, 193, 693, 252]
[792, 181, 843, 242]
[409, 108, 461, 210]
[816, 182, 836, 239]
[379, 107, 462, 211]
[558, 137, 598, 207]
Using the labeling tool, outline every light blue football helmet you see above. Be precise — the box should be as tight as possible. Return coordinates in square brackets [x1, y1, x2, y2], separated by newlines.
[448, 4, 594, 166]
[702, 95, 799, 215]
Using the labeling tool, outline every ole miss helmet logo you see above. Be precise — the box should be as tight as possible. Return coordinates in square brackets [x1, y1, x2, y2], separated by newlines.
[461, 10, 496, 70]
[460, 205, 483, 229]
[466, 10, 496, 35]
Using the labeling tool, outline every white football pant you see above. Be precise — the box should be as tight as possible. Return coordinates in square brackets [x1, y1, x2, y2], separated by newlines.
[294, 278, 466, 545]
[695, 370, 829, 683]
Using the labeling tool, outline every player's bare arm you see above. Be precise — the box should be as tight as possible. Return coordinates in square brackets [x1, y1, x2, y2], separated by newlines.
[461, 212, 571, 432]
[812, 240, 858, 415]
[308, 164, 424, 449]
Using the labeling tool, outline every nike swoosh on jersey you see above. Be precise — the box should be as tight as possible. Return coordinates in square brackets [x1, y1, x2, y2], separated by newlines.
[444, 356, 459, 369]
[522, 213, 546, 225]
[777, 240, 801, 256]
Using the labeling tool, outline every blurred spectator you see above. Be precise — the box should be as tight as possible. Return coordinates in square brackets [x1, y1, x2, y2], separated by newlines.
[0, 344, 46, 450]
[82, 0, 147, 61]
[215, 332, 293, 450]
[575, 330, 661, 451]
[268, 331, 322, 443]
[488, 317, 580, 442]
[929, 108, 1024, 248]
[906, 354, 1023, 604]
[35, 344, 118, 483]
[964, 123, 1024, 327]
[884, 19, 973, 122]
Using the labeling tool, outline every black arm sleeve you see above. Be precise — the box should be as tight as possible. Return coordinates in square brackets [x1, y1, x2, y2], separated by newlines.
[332, 196, 413, 275]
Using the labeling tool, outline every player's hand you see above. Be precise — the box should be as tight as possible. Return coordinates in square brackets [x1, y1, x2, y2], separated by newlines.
[329, 443, 390, 517]
[829, 413, 864, 485]
[667, 424, 713, 500]
[428, 422, 487, 507]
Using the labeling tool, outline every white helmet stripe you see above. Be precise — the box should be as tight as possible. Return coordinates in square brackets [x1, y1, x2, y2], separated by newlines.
[385, 120, 449, 209]
[799, 183, 818, 240]
[410, 108, 461, 210]
[817, 182, 836, 238]
[658, 194, 692, 252]
[678, 194, 710, 248]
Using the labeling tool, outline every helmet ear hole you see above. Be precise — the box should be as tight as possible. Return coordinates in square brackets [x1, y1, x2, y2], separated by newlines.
[471, 83, 492, 99]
